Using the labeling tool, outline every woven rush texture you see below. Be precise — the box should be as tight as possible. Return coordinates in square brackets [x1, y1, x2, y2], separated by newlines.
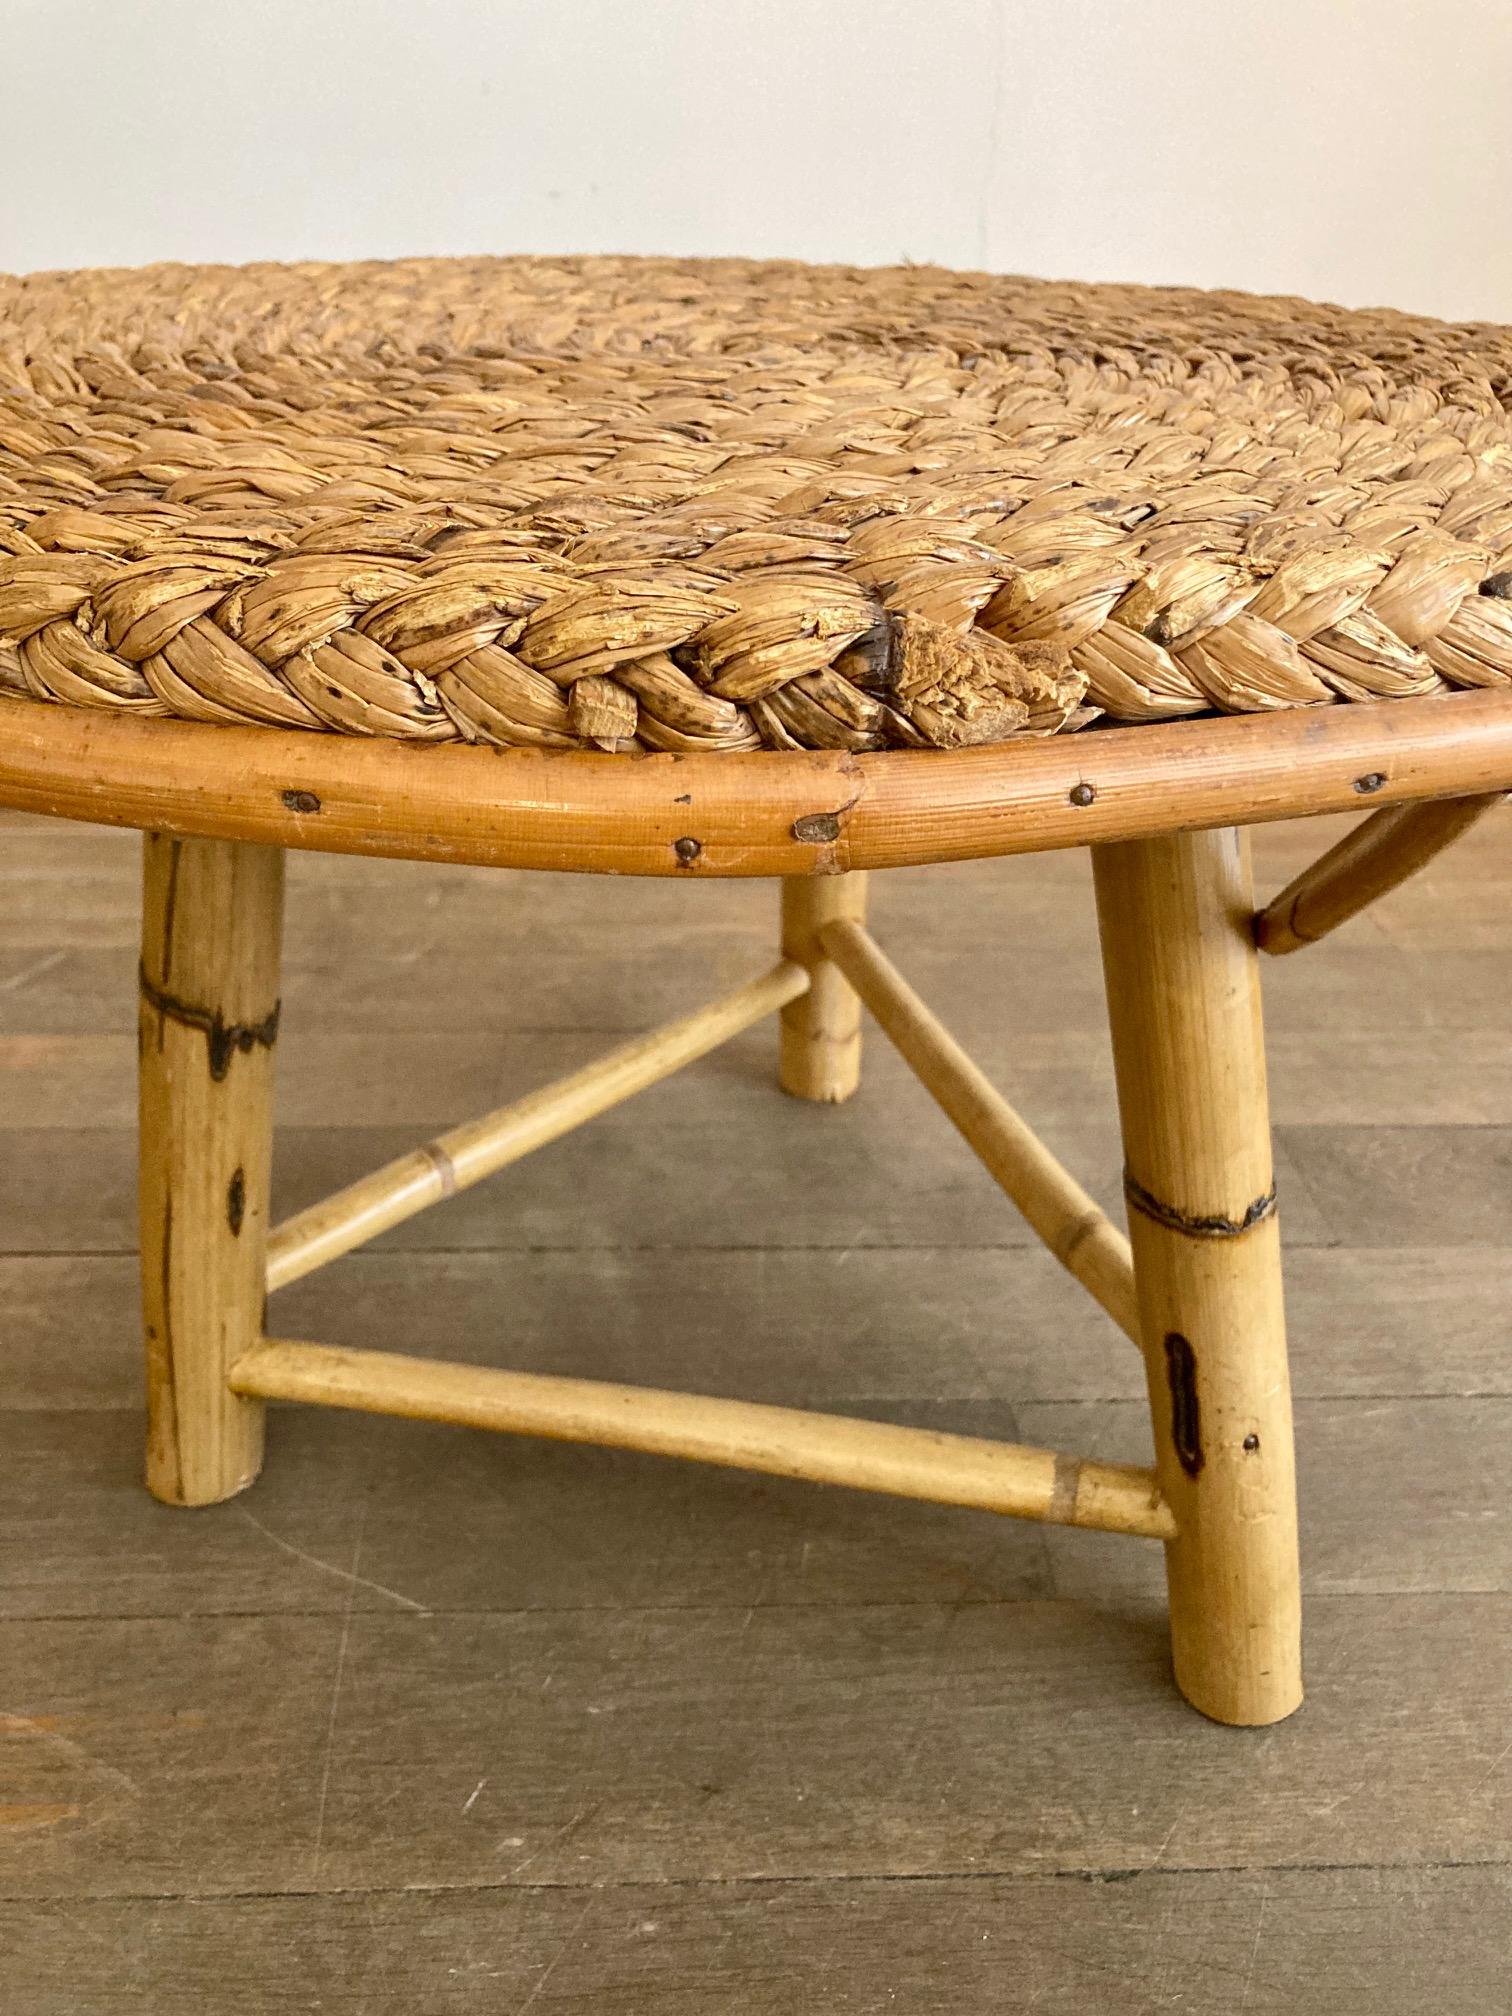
[4, 255, 1512, 754]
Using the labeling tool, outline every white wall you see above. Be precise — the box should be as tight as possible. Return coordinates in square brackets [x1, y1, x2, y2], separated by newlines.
[5, 0, 1510, 323]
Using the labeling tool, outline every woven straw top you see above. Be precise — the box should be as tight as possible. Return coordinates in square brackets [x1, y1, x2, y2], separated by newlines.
[3, 255, 1512, 755]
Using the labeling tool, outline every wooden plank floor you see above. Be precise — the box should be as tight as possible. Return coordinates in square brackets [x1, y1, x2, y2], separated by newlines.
[2, 804, 1509, 2013]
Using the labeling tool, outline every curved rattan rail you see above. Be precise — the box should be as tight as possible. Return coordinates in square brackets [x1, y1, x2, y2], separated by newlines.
[4, 688, 1510, 875]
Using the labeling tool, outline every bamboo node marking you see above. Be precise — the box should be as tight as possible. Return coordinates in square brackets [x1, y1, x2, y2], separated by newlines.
[1054, 1207, 1108, 1266]
[1123, 1170, 1277, 1240]
[138, 963, 281, 1081]
[1163, 1333, 1204, 1479]
[1047, 1451, 1082, 1524]
[418, 1139, 459, 1199]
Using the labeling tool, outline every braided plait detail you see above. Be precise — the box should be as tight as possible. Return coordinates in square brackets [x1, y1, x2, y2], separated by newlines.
[3, 255, 1512, 750]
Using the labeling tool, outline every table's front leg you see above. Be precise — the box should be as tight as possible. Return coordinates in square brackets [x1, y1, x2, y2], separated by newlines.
[139, 833, 284, 1507]
[1094, 826, 1302, 1726]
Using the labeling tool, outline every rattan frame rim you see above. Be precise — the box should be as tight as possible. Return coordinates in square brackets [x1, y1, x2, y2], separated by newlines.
[3, 688, 1510, 876]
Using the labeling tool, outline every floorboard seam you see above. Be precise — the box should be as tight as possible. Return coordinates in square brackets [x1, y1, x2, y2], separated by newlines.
[1, 1855, 1507, 1909]
[8, 1585, 1508, 1625]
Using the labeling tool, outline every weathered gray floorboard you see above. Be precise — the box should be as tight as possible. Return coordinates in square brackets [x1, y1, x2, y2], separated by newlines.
[4, 1395, 1508, 1623]
[6, 1244, 1510, 1414]
[0, 1596, 1507, 1901]
[3, 1865, 1508, 2016]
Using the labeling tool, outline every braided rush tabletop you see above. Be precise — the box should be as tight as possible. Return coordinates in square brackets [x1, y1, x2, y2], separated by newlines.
[5, 256, 1512, 754]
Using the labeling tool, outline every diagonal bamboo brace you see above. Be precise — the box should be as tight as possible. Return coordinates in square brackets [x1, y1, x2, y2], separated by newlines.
[266, 959, 810, 1291]
[231, 1339, 1176, 1540]
[816, 917, 1141, 1344]
[1256, 791, 1506, 954]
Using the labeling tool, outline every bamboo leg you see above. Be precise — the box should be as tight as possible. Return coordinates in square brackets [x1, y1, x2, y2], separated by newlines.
[1093, 827, 1302, 1726]
[139, 833, 284, 1506]
[779, 874, 867, 1101]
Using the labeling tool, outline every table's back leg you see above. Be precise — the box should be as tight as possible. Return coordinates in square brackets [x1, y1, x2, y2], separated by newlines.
[1093, 826, 1303, 1726]
[138, 833, 284, 1506]
[778, 873, 868, 1103]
